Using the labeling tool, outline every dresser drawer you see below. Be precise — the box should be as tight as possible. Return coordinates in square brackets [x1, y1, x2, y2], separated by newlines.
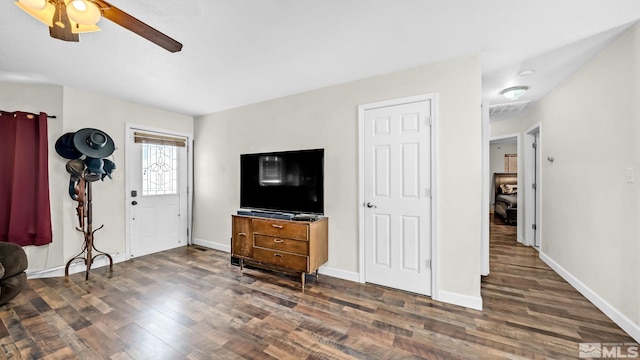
[232, 216, 253, 258]
[252, 248, 308, 272]
[252, 219, 308, 240]
[254, 235, 308, 255]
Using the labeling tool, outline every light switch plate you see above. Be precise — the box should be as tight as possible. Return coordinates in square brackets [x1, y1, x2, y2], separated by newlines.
[626, 167, 635, 183]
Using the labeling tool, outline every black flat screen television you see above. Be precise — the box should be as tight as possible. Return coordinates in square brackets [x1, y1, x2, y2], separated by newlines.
[240, 149, 324, 215]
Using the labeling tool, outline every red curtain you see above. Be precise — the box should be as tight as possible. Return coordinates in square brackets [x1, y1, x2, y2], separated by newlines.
[0, 110, 52, 246]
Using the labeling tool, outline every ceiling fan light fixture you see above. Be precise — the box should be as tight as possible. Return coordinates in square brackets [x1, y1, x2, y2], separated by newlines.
[15, 1, 55, 27]
[67, 0, 101, 26]
[71, 22, 100, 33]
[500, 86, 529, 100]
[16, 0, 182, 52]
[71, 0, 86, 11]
[18, 0, 46, 10]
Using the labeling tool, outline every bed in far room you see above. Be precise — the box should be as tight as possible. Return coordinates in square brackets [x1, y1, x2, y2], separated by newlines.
[494, 173, 517, 225]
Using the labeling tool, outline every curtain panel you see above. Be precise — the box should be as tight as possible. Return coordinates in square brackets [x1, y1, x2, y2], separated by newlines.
[0, 111, 53, 246]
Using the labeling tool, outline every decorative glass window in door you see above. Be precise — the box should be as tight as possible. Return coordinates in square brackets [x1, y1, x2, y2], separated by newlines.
[142, 143, 178, 196]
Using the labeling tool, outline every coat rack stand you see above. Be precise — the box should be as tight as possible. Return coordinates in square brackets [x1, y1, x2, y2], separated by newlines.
[65, 181, 113, 280]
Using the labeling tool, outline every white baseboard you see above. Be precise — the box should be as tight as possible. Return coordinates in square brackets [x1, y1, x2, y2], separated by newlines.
[318, 266, 360, 283]
[27, 253, 127, 279]
[436, 290, 483, 310]
[539, 251, 640, 343]
[193, 238, 230, 253]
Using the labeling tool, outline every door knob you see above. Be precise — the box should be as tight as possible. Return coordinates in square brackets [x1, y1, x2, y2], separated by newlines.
[366, 202, 377, 208]
[131, 201, 138, 205]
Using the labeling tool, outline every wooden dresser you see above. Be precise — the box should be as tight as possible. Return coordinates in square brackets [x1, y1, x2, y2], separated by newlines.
[231, 215, 328, 289]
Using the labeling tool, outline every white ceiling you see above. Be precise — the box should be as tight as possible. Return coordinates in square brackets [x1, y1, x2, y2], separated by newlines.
[1, 1, 639, 119]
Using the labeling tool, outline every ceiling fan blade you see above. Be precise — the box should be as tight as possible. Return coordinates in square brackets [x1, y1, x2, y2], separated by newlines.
[49, 1, 79, 42]
[96, 1, 183, 53]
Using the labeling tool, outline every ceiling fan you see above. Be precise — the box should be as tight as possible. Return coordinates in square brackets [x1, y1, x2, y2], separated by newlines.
[15, 0, 183, 52]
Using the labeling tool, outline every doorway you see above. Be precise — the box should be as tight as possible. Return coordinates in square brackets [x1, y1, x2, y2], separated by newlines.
[358, 94, 435, 296]
[125, 125, 191, 259]
[488, 134, 521, 232]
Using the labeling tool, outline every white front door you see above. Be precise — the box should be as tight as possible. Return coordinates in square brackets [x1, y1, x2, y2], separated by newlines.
[128, 128, 188, 258]
[363, 99, 432, 296]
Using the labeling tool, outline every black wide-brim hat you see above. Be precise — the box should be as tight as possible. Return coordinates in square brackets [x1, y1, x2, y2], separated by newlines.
[73, 128, 115, 158]
[55, 132, 83, 159]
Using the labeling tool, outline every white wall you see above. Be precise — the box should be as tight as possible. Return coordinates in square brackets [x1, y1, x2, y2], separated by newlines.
[193, 55, 483, 307]
[491, 23, 640, 341]
[1, 83, 193, 275]
[489, 142, 517, 176]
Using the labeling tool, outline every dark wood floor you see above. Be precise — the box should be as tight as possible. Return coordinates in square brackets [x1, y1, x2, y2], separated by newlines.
[0, 217, 634, 359]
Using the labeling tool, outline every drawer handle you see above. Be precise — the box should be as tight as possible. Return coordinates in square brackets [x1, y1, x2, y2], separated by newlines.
[271, 224, 283, 229]
[273, 239, 284, 243]
[274, 253, 283, 257]
[238, 232, 247, 236]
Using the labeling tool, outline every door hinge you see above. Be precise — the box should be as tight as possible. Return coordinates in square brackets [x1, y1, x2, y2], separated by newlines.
[532, 183, 537, 190]
[532, 224, 537, 230]
[425, 188, 432, 198]
[426, 259, 432, 269]
[532, 142, 537, 149]
[425, 116, 432, 127]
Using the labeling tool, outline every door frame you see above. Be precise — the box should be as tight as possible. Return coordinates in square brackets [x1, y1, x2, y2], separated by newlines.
[481, 101, 490, 275]
[524, 123, 541, 248]
[124, 123, 194, 260]
[357, 93, 437, 297]
[482, 132, 522, 278]
[488, 133, 522, 234]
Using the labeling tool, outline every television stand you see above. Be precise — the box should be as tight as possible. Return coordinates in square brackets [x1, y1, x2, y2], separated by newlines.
[231, 215, 328, 290]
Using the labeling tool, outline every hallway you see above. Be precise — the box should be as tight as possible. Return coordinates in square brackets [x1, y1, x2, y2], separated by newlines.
[482, 215, 634, 355]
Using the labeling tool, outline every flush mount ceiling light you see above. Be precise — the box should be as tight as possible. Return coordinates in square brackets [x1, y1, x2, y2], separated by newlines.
[14, 0, 182, 52]
[500, 86, 529, 100]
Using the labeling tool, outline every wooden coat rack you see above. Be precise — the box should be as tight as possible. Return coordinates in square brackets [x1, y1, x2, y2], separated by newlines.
[64, 180, 113, 280]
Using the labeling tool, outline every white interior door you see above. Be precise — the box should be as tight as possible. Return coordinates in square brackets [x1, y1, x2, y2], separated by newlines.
[128, 129, 188, 258]
[363, 100, 432, 296]
[524, 125, 541, 248]
[533, 131, 541, 248]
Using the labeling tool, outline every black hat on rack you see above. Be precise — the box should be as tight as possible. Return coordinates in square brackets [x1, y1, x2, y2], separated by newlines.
[85, 157, 106, 175]
[73, 128, 115, 158]
[102, 159, 116, 181]
[55, 133, 83, 159]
